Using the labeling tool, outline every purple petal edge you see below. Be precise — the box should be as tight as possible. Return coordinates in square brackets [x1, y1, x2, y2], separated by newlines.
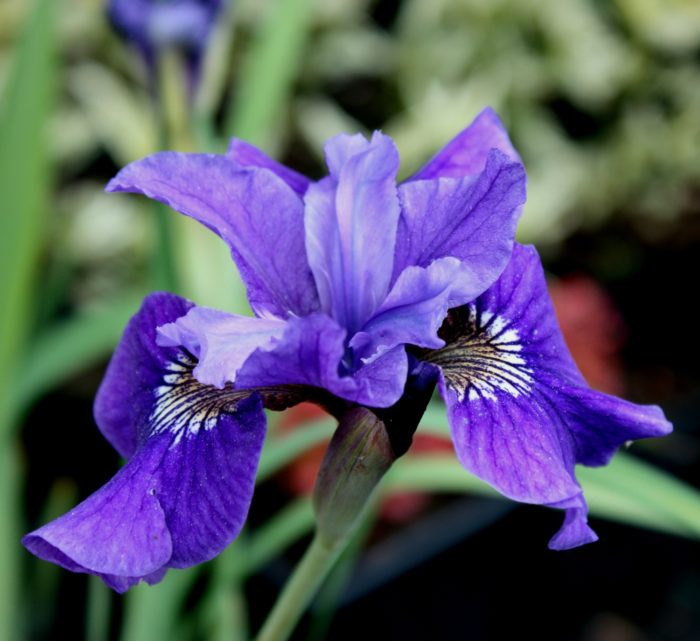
[410, 106, 521, 181]
[227, 138, 311, 196]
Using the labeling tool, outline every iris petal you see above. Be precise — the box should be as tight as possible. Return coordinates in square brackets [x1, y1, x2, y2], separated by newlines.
[94, 292, 194, 458]
[304, 132, 401, 334]
[25, 293, 267, 590]
[393, 149, 526, 286]
[352, 257, 467, 360]
[23, 440, 173, 592]
[236, 313, 408, 408]
[410, 106, 521, 181]
[106, 153, 319, 317]
[425, 245, 672, 548]
[157, 305, 286, 389]
[227, 139, 311, 196]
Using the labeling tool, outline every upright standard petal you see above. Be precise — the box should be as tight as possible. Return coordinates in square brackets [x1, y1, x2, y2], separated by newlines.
[107, 153, 319, 317]
[227, 139, 311, 196]
[24, 293, 267, 590]
[236, 313, 408, 409]
[392, 150, 526, 288]
[410, 107, 521, 181]
[423, 245, 672, 549]
[304, 133, 401, 334]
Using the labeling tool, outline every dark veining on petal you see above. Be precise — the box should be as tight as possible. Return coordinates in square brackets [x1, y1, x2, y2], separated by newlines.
[150, 352, 304, 440]
[422, 305, 533, 402]
[150, 350, 336, 444]
[149, 352, 252, 443]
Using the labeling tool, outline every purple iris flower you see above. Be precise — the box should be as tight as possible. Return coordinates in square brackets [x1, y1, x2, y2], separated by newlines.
[23, 108, 671, 591]
[108, 0, 225, 86]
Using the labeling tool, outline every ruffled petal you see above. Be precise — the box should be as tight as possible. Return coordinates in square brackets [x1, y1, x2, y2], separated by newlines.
[236, 313, 408, 408]
[393, 149, 526, 284]
[424, 244, 672, 548]
[547, 500, 598, 551]
[156, 305, 286, 389]
[410, 107, 521, 181]
[227, 139, 311, 196]
[304, 132, 401, 334]
[563, 386, 672, 467]
[25, 293, 267, 591]
[106, 153, 319, 317]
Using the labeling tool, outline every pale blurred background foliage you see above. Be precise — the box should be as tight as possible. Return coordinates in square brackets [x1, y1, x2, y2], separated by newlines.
[2, 0, 700, 313]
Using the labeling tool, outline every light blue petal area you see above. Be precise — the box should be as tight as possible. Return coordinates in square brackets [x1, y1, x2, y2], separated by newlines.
[322, 132, 378, 178]
[106, 152, 319, 318]
[351, 257, 467, 359]
[236, 313, 408, 408]
[410, 106, 521, 181]
[393, 150, 526, 283]
[426, 244, 672, 550]
[23, 390, 266, 592]
[227, 138, 311, 196]
[304, 132, 401, 334]
[157, 306, 287, 389]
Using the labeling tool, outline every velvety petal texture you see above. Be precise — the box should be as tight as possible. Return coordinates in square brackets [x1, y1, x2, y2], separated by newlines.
[424, 244, 672, 549]
[107, 153, 319, 318]
[93, 292, 195, 459]
[351, 257, 467, 359]
[393, 150, 526, 285]
[24, 293, 267, 590]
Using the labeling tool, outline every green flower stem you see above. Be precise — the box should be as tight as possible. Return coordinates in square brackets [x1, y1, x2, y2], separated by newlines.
[254, 409, 393, 641]
[149, 50, 191, 295]
[253, 533, 347, 641]
[157, 49, 194, 152]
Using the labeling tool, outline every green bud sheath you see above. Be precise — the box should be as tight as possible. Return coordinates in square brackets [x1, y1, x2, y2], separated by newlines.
[313, 407, 395, 547]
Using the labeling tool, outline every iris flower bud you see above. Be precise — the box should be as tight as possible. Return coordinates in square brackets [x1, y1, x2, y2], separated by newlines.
[313, 407, 395, 547]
